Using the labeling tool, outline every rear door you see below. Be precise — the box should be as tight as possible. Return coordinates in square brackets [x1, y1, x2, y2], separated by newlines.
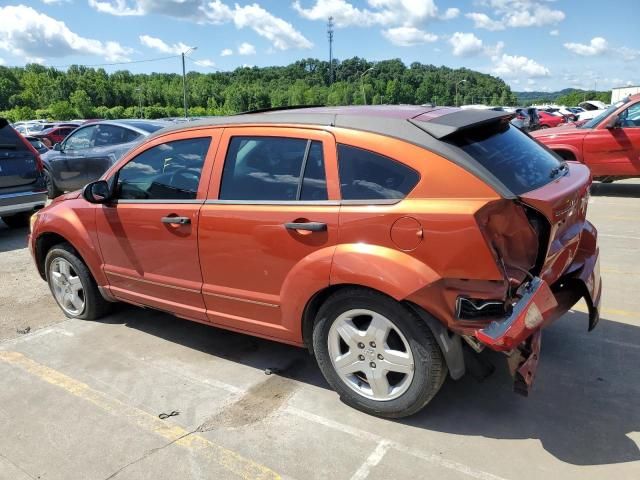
[0, 120, 40, 189]
[198, 127, 340, 341]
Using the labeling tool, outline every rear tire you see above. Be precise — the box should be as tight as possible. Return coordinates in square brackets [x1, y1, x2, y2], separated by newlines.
[312, 288, 446, 418]
[45, 243, 111, 320]
[43, 168, 62, 199]
[1, 212, 31, 228]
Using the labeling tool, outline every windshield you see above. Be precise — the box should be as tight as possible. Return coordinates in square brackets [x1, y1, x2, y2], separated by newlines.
[580, 100, 625, 129]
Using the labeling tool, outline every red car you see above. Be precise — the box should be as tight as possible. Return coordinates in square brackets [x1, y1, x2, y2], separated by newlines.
[537, 111, 566, 129]
[533, 94, 640, 181]
[33, 125, 78, 148]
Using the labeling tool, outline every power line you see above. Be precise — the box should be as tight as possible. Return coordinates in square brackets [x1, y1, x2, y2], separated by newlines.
[47, 54, 181, 70]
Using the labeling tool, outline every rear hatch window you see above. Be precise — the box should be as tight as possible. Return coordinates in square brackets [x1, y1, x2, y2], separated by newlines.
[447, 122, 562, 195]
[0, 119, 39, 188]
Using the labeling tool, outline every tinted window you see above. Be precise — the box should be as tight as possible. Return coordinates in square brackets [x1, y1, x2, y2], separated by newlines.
[448, 123, 561, 195]
[65, 126, 96, 150]
[117, 138, 211, 200]
[220, 137, 327, 201]
[338, 145, 419, 200]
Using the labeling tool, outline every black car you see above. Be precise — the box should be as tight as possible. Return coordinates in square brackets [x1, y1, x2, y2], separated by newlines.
[0, 119, 47, 228]
[42, 119, 167, 198]
[510, 107, 540, 131]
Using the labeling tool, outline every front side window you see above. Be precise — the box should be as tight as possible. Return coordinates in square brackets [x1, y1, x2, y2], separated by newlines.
[117, 137, 211, 200]
[338, 145, 420, 200]
[619, 103, 640, 128]
[64, 126, 96, 151]
[219, 137, 327, 201]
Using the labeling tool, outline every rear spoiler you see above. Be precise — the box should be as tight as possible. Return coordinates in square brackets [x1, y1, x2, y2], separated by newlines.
[409, 109, 514, 140]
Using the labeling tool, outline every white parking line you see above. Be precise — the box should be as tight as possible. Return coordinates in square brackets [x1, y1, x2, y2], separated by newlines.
[599, 233, 640, 241]
[286, 407, 509, 480]
[350, 440, 392, 480]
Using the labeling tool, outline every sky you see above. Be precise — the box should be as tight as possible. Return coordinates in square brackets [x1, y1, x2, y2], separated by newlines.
[0, 0, 638, 92]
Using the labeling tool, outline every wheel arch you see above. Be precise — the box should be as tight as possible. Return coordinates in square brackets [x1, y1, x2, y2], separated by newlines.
[301, 284, 465, 380]
[552, 147, 579, 161]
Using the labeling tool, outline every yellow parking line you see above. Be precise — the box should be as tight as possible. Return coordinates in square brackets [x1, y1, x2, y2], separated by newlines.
[601, 268, 640, 276]
[0, 351, 280, 480]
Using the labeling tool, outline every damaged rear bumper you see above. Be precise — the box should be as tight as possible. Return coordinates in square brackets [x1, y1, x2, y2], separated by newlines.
[473, 222, 602, 393]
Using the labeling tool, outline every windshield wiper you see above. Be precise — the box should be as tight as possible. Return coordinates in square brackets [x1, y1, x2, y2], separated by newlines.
[549, 162, 568, 178]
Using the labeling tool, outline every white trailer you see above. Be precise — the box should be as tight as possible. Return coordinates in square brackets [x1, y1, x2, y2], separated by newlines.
[611, 86, 640, 103]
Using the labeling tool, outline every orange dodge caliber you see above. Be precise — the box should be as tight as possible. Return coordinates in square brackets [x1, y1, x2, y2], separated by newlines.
[29, 106, 602, 418]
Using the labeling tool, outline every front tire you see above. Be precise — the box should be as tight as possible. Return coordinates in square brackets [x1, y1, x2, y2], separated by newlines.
[43, 168, 62, 199]
[45, 243, 111, 320]
[313, 288, 446, 418]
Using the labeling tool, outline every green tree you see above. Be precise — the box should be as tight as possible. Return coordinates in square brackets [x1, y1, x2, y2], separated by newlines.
[70, 89, 94, 118]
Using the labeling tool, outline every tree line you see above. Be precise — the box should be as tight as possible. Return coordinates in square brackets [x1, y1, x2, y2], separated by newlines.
[0, 57, 519, 121]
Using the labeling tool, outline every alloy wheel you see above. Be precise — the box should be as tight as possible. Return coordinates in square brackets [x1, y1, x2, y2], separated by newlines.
[327, 309, 415, 401]
[49, 257, 85, 316]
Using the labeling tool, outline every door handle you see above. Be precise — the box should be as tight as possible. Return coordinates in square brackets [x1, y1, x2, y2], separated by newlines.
[161, 216, 191, 225]
[284, 222, 327, 232]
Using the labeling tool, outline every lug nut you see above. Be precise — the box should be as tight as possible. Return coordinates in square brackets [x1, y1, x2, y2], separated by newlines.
[358, 342, 365, 349]
[369, 362, 376, 368]
[377, 354, 384, 360]
[369, 341, 376, 348]
[358, 355, 365, 361]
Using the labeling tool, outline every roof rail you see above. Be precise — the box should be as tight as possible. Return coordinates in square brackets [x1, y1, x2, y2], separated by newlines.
[232, 105, 325, 116]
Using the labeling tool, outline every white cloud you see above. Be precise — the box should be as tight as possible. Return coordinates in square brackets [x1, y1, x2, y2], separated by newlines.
[449, 32, 484, 57]
[619, 47, 640, 61]
[549, 29, 559, 36]
[237, 42, 256, 55]
[193, 58, 215, 67]
[41, 0, 71, 4]
[564, 37, 608, 56]
[89, 0, 312, 50]
[492, 53, 550, 78]
[293, 0, 455, 46]
[139, 35, 191, 55]
[440, 7, 459, 20]
[465, 12, 504, 31]
[0, 5, 132, 62]
[220, 48, 233, 57]
[448, 32, 503, 57]
[383, 27, 437, 46]
[466, 1, 564, 31]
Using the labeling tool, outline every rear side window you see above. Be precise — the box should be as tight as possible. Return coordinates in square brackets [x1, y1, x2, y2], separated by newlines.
[117, 137, 211, 200]
[220, 137, 327, 201]
[338, 145, 419, 200]
[448, 123, 561, 195]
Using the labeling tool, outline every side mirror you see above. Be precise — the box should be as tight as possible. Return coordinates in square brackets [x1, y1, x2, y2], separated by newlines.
[605, 115, 621, 129]
[83, 180, 111, 204]
[53, 143, 62, 151]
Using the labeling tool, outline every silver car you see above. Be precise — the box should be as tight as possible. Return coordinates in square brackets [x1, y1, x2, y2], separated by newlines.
[41, 120, 167, 198]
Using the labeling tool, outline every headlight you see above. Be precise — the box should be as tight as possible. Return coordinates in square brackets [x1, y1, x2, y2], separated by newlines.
[29, 211, 39, 233]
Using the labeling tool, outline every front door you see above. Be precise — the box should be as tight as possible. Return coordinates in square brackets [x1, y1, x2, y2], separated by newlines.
[51, 125, 97, 191]
[584, 101, 640, 176]
[198, 127, 340, 342]
[95, 132, 218, 321]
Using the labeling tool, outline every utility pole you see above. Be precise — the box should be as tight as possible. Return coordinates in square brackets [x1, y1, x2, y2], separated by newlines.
[327, 17, 334, 85]
[360, 67, 374, 105]
[181, 47, 197, 118]
[135, 87, 143, 118]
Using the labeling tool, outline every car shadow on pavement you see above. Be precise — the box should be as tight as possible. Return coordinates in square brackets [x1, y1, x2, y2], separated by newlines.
[591, 182, 640, 198]
[99, 305, 639, 467]
[0, 224, 29, 253]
